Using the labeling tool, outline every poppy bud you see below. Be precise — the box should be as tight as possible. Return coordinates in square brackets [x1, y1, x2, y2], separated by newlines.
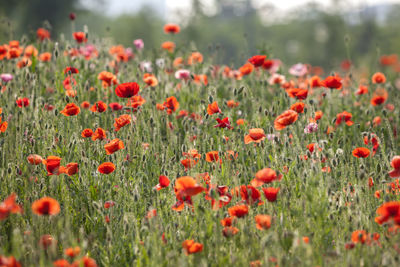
[264, 109, 269, 116]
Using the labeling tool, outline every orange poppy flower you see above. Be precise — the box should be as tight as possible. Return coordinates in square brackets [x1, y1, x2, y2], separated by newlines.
[27, 154, 43, 165]
[155, 175, 170, 190]
[36, 27, 50, 41]
[314, 110, 323, 121]
[97, 71, 118, 88]
[0, 255, 22, 267]
[290, 102, 305, 113]
[182, 240, 203, 255]
[352, 147, 370, 158]
[81, 128, 94, 138]
[114, 114, 133, 131]
[60, 103, 80, 116]
[0, 121, 7, 133]
[262, 187, 280, 202]
[90, 101, 107, 113]
[251, 168, 278, 187]
[236, 119, 246, 125]
[32, 197, 60, 216]
[389, 156, 400, 178]
[226, 100, 239, 108]
[64, 246, 81, 258]
[285, 88, 308, 100]
[239, 62, 254, 76]
[309, 75, 322, 88]
[222, 226, 240, 237]
[356, 85, 368, 95]
[255, 214, 272, 230]
[351, 230, 368, 244]
[161, 41, 175, 53]
[188, 52, 203, 65]
[274, 110, 298, 130]
[24, 45, 38, 57]
[172, 176, 204, 211]
[335, 111, 353, 126]
[375, 201, 400, 225]
[104, 138, 125, 155]
[92, 128, 106, 141]
[207, 101, 221, 115]
[126, 95, 146, 111]
[205, 151, 219, 162]
[143, 73, 158, 87]
[0, 193, 23, 220]
[164, 23, 180, 34]
[244, 128, 266, 144]
[162, 96, 179, 114]
[39, 52, 51, 62]
[80, 101, 90, 109]
[72, 256, 97, 267]
[372, 72, 386, 84]
[228, 204, 249, 218]
[98, 162, 116, 174]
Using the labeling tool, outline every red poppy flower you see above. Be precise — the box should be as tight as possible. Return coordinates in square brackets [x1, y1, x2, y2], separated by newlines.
[61, 103, 80, 116]
[226, 100, 239, 108]
[172, 176, 204, 211]
[81, 129, 93, 138]
[244, 128, 266, 144]
[322, 76, 342, 89]
[335, 111, 353, 126]
[205, 151, 219, 162]
[92, 128, 106, 141]
[27, 154, 43, 165]
[389, 156, 400, 178]
[228, 204, 249, 218]
[274, 110, 298, 130]
[375, 201, 400, 225]
[90, 101, 107, 113]
[262, 187, 280, 202]
[115, 82, 140, 98]
[182, 240, 203, 255]
[64, 246, 81, 258]
[248, 55, 267, 67]
[32, 197, 60, 216]
[98, 162, 116, 174]
[73, 32, 87, 43]
[164, 24, 180, 34]
[37, 28, 50, 41]
[43, 156, 62, 175]
[370, 89, 388, 106]
[155, 175, 170, 190]
[255, 214, 272, 230]
[0, 193, 23, 220]
[16, 97, 29, 108]
[104, 139, 125, 155]
[290, 102, 305, 113]
[251, 168, 279, 187]
[109, 102, 123, 111]
[214, 117, 232, 129]
[285, 88, 308, 100]
[220, 217, 235, 227]
[114, 114, 133, 131]
[64, 66, 79, 75]
[240, 185, 263, 206]
[352, 147, 370, 158]
[162, 96, 179, 114]
[351, 230, 368, 244]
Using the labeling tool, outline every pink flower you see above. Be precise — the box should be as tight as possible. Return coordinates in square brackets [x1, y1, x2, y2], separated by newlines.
[289, 63, 308, 77]
[133, 39, 144, 50]
[0, 73, 13, 83]
[175, 69, 191, 80]
[304, 122, 318, 134]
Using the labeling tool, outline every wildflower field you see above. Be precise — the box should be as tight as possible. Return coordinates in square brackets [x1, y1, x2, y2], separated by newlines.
[1, 22, 400, 267]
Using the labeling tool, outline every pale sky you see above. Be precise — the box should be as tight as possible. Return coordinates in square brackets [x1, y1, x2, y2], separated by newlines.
[82, 0, 400, 18]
